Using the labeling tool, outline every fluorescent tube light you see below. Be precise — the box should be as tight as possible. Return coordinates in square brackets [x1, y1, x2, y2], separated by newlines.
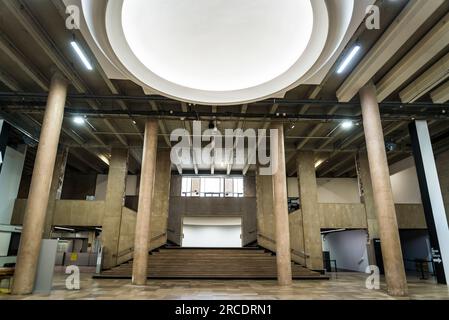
[337, 45, 361, 74]
[71, 41, 93, 71]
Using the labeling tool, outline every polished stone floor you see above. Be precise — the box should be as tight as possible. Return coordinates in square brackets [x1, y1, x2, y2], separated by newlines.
[1, 272, 449, 300]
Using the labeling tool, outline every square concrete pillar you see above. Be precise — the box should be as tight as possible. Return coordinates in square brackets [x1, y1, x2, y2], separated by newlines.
[271, 123, 292, 286]
[102, 148, 129, 269]
[44, 146, 69, 238]
[357, 152, 380, 266]
[296, 151, 323, 271]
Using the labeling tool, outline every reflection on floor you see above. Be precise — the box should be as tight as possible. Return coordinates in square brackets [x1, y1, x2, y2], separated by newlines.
[1, 273, 449, 300]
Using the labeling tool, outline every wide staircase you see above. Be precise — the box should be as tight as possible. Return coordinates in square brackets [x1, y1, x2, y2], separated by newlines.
[95, 247, 328, 280]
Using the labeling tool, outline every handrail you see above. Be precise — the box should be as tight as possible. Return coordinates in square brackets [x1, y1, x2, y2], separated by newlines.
[116, 233, 167, 258]
[257, 233, 310, 259]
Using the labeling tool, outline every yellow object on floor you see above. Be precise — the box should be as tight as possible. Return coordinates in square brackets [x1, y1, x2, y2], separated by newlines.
[0, 288, 11, 294]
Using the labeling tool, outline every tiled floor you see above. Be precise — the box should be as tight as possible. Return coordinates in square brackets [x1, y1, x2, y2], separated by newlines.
[1, 272, 449, 300]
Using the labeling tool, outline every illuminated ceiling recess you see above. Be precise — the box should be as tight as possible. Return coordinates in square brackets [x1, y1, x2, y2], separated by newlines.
[71, 0, 369, 105]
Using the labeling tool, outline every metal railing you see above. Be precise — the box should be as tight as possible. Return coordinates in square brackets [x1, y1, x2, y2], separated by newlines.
[116, 233, 167, 259]
[257, 233, 310, 259]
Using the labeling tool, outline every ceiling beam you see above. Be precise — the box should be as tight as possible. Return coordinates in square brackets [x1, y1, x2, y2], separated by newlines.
[0, 32, 48, 91]
[378, 11, 449, 102]
[319, 153, 355, 177]
[400, 51, 449, 103]
[0, 66, 112, 173]
[337, 0, 444, 102]
[69, 150, 103, 173]
[50, 0, 143, 146]
[2, 0, 140, 163]
[431, 80, 449, 103]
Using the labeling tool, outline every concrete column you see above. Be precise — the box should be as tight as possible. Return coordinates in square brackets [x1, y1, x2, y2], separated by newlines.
[296, 151, 323, 270]
[360, 83, 408, 296]
[357, 152, 380, 265]
[132, 120, 158, 285]
[149, 149, 172, 246]
[102, 148, 129, 269]
[43, 146, 69, 238]
[12, 72, 68, 295]
[271, 123, 292, 286]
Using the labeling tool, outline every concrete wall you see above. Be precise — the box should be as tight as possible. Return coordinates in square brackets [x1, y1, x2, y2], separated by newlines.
[168, 175, 257, 246]
[288, 210, 305, 264]
[12, 200, 104, 227]
[19, 172, 98, 201]
[396, 204, 427, 229]
[257, 171, 427, 265]
[11, 199, 168, 265]
[319, 204, 367, 229]
[95, 174, 138, 200]
[256, 174, 276, 252]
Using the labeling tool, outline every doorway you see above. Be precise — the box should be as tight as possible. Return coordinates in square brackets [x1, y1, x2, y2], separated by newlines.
[181, 217, 242, 248]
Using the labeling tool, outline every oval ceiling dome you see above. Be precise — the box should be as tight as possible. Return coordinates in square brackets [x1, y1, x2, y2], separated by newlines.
[79, 0, 356, 105]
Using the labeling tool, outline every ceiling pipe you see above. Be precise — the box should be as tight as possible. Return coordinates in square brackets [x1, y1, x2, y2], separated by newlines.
[1, 106, 449, 122]
[2, 91, 449, 108]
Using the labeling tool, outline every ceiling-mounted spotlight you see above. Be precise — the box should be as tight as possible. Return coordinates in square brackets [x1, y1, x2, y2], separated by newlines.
[385, 141, 398, 152]
[73, 116, 86, 125]
[341, 120, 354, 130]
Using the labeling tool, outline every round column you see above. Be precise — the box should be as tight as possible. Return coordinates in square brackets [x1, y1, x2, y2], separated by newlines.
[12, 72, 68, 295]
[360, 83, 408, 296]
[132, 120, 159, 285]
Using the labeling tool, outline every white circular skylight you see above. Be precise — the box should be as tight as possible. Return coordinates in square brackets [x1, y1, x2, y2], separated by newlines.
[81, 0, 356, 104]
[121, 0, 314, 92]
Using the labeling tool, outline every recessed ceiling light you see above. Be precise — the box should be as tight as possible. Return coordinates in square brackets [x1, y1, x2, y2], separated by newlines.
[73, 116, 85, 125]
[71, 41, 93, 71]
[337, 45, 361, 74]
[341, 120, 354, 130]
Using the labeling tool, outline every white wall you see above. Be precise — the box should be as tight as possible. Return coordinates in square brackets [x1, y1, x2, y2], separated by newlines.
[286, 157, 423, 205]
[287, 177, 299, 198]
[0, 146, 26, 225]
[182, 217, 242, 248]
[317, 178, 360, 203]
[287, 177, 361, 203]
[95, 174, 138, 200]
[389, 158, 422, 204]
[322, 230, 369, 272]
